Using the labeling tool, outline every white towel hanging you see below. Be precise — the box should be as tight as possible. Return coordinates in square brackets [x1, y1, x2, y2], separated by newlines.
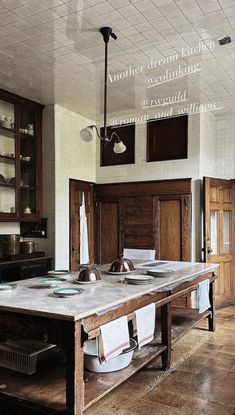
[197, 279, 210, 313]
[80, 192, 89, 264]
[98, 316, 130, 363]
[134, 303, 156, 350]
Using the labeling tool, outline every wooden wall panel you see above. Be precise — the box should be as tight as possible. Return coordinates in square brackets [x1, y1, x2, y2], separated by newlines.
[159, 200, 181, 260]
[96, 201, 119, 265]
[94, 179, 191, 198]
[94, 179, 192, 265]
[122, 196, 155, 250]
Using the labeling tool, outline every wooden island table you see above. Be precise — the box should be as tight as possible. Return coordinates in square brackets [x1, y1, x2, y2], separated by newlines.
[0, 261, 218, 415]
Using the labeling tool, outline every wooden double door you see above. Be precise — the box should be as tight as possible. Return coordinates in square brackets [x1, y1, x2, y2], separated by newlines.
[203, 177, 235, 307]
[94, 180, 192, 265]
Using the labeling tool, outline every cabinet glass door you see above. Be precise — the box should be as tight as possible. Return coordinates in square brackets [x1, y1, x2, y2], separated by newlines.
[0, 100, 16, 215]
[19, 106, 37, 217]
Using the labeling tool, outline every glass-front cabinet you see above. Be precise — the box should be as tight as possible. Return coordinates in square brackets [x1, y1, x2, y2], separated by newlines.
[0, 89, 43, 221]
[0, 100, 16, 216]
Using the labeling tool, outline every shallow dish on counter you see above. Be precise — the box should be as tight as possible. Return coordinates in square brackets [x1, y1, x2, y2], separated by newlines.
[48, 270, 71, 276]
[74, 279, 102, 285]
[106, 270, 136, 275]
[147, 269, 174, 277]
[125, 275, 154, 285]
[32, 277, 66, 288]
[0, 283, 17, 291]
[53, 287, 84, 297]
[38, 277, 67, 285]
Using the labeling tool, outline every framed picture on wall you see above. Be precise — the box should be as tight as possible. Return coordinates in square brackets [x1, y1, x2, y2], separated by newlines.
[100, 124, 135, 167]
[147, 115, 188, 162]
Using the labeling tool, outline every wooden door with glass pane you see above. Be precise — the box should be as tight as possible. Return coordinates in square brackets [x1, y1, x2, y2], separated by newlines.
[203, 177, 234, 307]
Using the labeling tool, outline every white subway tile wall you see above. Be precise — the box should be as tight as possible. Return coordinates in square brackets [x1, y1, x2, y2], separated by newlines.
[1, 107, 235, 267]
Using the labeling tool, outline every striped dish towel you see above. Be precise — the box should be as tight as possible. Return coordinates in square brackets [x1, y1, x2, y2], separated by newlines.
[133, 303, 156, 350]
[98, 316, 130, 363]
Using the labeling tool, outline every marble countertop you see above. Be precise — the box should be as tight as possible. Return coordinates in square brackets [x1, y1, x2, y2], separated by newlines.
[0, 261, 218, 321]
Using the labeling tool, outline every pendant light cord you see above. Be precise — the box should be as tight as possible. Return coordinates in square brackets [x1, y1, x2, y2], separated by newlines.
[104, 40, 108, 139]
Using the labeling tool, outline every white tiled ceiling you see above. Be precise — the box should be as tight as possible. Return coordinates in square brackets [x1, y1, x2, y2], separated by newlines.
[0, 0, 234, 121]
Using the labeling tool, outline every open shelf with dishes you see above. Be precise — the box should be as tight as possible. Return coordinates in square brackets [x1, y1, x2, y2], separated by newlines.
[0, 183, 15, 190]
[0, 126, 15, 137]
[0, 89, 43, 221]
[0, 155, 15, 163]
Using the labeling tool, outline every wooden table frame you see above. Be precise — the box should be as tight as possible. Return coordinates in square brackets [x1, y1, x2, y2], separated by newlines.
[0, 272, 216, 415]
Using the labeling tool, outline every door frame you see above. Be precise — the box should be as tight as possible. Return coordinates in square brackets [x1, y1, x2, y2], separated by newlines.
[69, 179, 94, 271]
[203, 176, 235, 307]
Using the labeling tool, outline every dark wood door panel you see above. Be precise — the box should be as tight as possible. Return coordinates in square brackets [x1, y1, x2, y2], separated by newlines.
[94, 179, 192, 265]
[122, 196, 155, 251]
[159, 200, 181, 261]
[96, 201, 119, 264]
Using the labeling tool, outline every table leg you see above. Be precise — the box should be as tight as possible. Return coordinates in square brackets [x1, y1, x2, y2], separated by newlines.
[161, 303, 171, 370]
[208, 280, 216, 332]
[66, 321, 84, 415]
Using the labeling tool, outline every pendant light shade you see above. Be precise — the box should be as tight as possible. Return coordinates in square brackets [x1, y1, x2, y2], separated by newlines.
[80, 125, 126, 154]
[113, 140, 126, 154]
[80, 125, 95, 142]
[80, 27, 126, 154]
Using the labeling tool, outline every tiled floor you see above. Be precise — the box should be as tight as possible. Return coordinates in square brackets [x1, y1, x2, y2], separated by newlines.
[1, 306, 235, 415]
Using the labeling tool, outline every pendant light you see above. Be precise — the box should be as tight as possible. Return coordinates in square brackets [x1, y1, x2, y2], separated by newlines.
[80, 27, 126, 154]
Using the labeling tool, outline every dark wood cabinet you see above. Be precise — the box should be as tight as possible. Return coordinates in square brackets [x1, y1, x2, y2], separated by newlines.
[94, 179, 192, 264]
[0, 89, 43, 221]
[0, 256, 52, 283]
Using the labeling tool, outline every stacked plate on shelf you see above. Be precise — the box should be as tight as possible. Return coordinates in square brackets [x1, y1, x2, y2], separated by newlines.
[125, 275, 153, 285]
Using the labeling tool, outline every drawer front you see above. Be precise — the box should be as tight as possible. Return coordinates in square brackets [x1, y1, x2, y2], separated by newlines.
[21, 262, 48, 279]
[0, 267, 21, 283]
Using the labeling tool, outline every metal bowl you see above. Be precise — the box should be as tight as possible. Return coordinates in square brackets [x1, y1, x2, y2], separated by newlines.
[109, 257, 135, 273]
[84, 338, 137, 373]
[77, 264, 101, 282]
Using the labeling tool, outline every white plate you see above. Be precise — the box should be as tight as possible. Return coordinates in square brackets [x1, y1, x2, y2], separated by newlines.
[74, 279, 102, 285]
[0, 284, 17, 291]
[106, 270, 136, 275]
[125, 279, 153, 285]
[53, 287, 84, 297]
[147, 269, 174, 277]
[31, 277, 66, 288]
[125, 275, 153, 281]
[125, 275, 153, 285]
[38, 277, 67, 284]
[48, 270, 71, 276]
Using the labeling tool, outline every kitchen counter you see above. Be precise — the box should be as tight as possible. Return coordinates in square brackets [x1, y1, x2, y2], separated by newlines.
[0, 260, 218, 415]
[0, 261, 218, 321]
